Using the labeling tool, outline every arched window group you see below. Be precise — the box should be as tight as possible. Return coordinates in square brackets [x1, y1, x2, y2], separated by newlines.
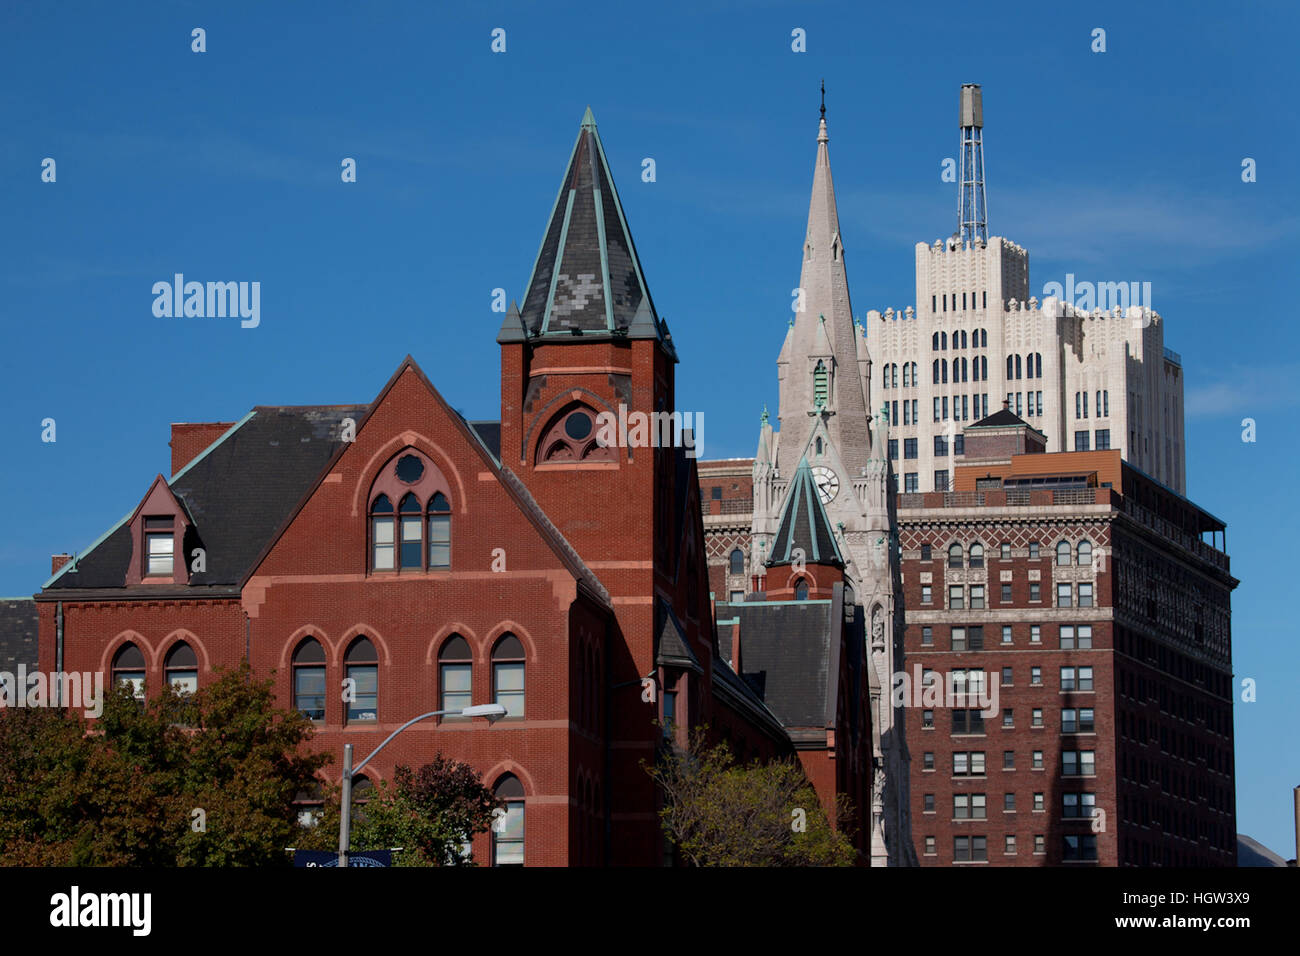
[1057, 539, 1094, 567]
[369, 450, 453, 572]
[110, 640, 200, 701]
[948, 541, 984, 568]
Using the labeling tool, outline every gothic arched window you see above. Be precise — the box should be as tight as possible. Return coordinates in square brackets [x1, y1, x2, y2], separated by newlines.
[369, 449, 454, 572]
[537, 403, 617, 464]
[729, 548, 745, 575]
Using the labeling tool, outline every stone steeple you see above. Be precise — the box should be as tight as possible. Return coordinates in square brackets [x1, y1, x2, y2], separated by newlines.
[776, 111, 872, 479]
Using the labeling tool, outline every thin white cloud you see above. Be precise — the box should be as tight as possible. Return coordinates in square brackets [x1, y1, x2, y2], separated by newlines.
[1186, 363, 1300, 417]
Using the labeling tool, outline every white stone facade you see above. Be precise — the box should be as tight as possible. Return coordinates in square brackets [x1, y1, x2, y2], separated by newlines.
[869, 236, 1186, 495]
[752, 115, 916, 866]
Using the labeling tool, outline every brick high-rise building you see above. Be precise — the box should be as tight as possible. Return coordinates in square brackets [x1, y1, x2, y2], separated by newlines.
[897, 408, 1236, 866]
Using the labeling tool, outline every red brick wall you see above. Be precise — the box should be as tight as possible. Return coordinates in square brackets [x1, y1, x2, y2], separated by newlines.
[170, 423, 235, 476]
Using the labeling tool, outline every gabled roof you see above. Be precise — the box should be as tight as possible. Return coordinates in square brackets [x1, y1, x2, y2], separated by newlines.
[655, 599, 702, 674]
[44, 405, 366, 592]
[767, 457, 845, 568]
[510, 108, 666, 346]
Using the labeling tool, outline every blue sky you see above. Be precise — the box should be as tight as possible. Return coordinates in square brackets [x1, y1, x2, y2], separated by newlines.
[2, 1, 1297, 857]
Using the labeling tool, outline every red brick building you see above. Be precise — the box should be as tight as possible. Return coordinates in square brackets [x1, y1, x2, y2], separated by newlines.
[897, 407, 1237, 866]
[33, 110, 870, 866]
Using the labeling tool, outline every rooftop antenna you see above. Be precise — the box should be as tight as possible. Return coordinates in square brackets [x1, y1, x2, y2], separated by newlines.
[958, 84, 988, 245]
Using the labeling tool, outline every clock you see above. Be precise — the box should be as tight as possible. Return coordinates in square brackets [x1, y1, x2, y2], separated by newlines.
[811, 465, 839, 503]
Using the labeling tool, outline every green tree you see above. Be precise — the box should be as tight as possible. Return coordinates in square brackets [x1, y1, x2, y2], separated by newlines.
[645, 727, 857, 866]
[0, 663, 328, 866]
[296, 754, 499, 866]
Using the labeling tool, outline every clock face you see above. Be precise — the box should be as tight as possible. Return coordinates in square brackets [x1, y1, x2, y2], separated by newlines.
[811, 465, 839, 504]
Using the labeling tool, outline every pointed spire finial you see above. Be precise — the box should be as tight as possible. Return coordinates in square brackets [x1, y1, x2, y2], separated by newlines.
[761, 404, 769, 425]
[820, 79, 826, 120]
[581, 105, 596, 130]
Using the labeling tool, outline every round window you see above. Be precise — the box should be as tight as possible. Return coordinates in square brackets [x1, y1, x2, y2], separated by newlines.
[395, 455, 425, 483]
[564, 412, 592, 441]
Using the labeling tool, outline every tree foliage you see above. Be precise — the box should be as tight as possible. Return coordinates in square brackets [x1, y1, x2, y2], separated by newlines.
[645, 727, 856, 866]
[0, 663, 328, 866]
[293, 753, 499, 866]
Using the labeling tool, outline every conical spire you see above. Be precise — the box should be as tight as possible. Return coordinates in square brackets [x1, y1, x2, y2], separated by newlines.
[766, 457, 844, 568]
[776, 101, 871, 477]
[511, 108, 662, 341]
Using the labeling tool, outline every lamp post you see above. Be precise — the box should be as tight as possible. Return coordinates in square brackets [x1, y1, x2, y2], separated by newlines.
[337, 703, 507, 867]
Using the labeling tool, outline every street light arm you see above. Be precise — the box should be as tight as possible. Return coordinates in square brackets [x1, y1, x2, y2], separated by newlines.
[351, 709, 449, 778]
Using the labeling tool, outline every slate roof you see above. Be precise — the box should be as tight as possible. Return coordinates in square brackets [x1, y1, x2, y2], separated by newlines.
[45, 405, 367, 592]
[767, 457, 844, 568]
[727, 600, 836, 727]
[655, 599, 702, 674]
[969, 407, 1030, 428]
[505, 109, 670, 351]
[467, 420, 502, 461]
[0, 599, 38, 673]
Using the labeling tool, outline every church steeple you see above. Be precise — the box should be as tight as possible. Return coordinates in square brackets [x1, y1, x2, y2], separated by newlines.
[502, 107, 669, 352]
[775, 96, 872, 478]
[767, 457, 844, 569]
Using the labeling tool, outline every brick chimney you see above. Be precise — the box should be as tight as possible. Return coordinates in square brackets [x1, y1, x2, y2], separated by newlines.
[51, 553, 72, 575]
[170, 422, 235, 476]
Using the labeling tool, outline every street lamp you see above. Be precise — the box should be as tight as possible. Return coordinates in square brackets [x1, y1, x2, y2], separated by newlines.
[337, 702, 508, 867]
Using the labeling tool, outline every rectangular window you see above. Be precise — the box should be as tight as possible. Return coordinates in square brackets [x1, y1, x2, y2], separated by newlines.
[905, 473, 919, 493]
[1061, 667, 1076, 691]
[952, 709, 985, 734]
[1029, 582, 1041, 602]
[1015, 392, 1022, 416]
[1003, 751, 1015, 770]
[1032, 708, 1043, 727]
[1096, 429, 1110, 450]
[346, 664, 378, 722]
[1002, 709, 1013, 728]
[904, 438, 918, 459]
[1060, 625, 1076, 649]
[400, 515, 423, 568]
[1032, 750, 1044, 769]
[1078, 667, 1093, 691]
[428, 514, 451, 568]
[892, 401, 898, 424]
[729, 590, 743, 603]
[372, 516, 395, 570]
[924, 793, 935, 812]
[1031, 666, 1042, 684]
[1074, 430, 1090, 451]
[925, 836, 936, 855]
[441, 662, 471, 714]
[294, 666, 326, 721]
[662, 690, 676, 737]
[1001, 666, 1013, 686]
[494, 802, 525, 866]
[1057, 583, 1072, 607]
[1062, 708, 1078, 733]
[1005, 835, 1017, 854]
[1077, 625, 1092, 649]
[922, 709, 934, 728]
[1030, 625, 1041, 643]
[962, 395, 969, 420]
[1029, 541, 1040, 559]
[949, 586, 964, 610]
[1062, 751, 1096, 776]
[1004, 793, 1016, 811]
[1063, 792, 1097, 818]
[903, 401, 911, 425]
[970, 585, 985, 609]
[1078, 583, 1094, 607]
[494, 661, 525, 718]
[888, 439, 898, 460]
[934, 470, 949, 492]
[1001, 625, 1012, 644]
[921, 543, 932, 561]
[1000, 542, 1011, 560]
[921, 585, 932, 604]
[942, 396, 949, 420]
[952, 626, 966, 651]
[934, 435, 949, 456]
[954, 434, 965, 455]
[1000, 583, 1012, 603]
[921, 626, 933, 645]
[923, 752, 935, 770]
[934, 397, 941, 422]
[146, 530, 175, 576]
[1034, 793, 1045, 812]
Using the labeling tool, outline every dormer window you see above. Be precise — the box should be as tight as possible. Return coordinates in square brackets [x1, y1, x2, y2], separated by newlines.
[144, 516, 175, 576]
[126, 475, 192, 586]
